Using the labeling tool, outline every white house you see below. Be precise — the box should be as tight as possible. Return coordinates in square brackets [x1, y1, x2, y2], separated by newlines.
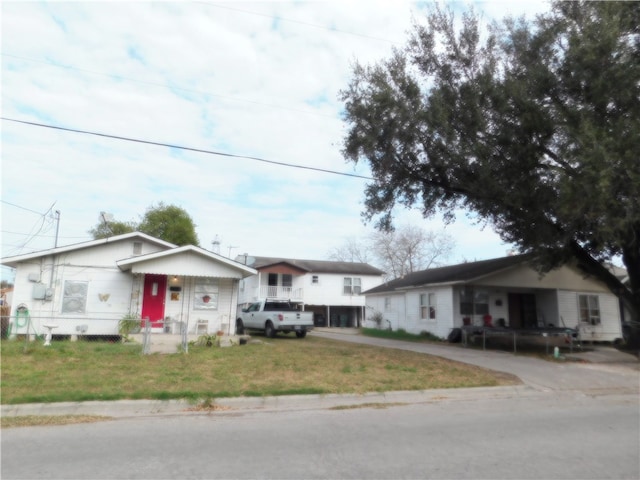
[1, 232, 256, 338]
[236, 256, 385, 328]
[363, 255, 624, 343]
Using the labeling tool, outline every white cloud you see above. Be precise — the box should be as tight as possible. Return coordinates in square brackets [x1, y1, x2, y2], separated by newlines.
[1, 1, 548, 281]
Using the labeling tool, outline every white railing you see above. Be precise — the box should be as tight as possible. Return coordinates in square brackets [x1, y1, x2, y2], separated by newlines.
[259, 285, 304, 301]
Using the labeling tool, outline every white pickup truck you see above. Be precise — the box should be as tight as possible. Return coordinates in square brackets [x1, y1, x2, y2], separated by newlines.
[236, 300, 314, 338]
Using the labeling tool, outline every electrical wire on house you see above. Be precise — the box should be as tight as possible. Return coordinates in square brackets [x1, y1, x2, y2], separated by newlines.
[1, 117, 374, 180]
[0, 201, 58, 256]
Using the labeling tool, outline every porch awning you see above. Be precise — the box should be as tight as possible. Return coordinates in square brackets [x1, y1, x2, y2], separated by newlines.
[117, 245, 256, 279]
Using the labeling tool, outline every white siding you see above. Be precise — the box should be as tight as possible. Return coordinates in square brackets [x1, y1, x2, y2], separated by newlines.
[303, 273, 381, 306]
[237, 271, 384, 308]
[476, 263, 611, 292]
[145, 277, 238, 335]
[363, 262, 623, 343]
[7, 238, 243, 337]
[10, 261, 134, 336]
[398, 286, 455, 338]
[558, 290, 622, 342]
[367, 287, 458, 338]
[365, 293, 403, 330]
[129, 252, 244, 278]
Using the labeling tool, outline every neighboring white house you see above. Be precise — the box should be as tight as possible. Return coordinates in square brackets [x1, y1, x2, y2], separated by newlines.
[363, 255, 624, 343]
[1, 232, 256, 338]
[235, 256, 385, 328]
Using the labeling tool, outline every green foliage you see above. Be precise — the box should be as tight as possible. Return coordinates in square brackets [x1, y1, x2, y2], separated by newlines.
[194, 334, 220, 347]
[341, 1, 640, 321]
[361, 327, 442, 342]
[88, 202, 199, 246]
[89, 220, 136, 239]
[118, 314, 141, 341]
[138, 202, 199, 246]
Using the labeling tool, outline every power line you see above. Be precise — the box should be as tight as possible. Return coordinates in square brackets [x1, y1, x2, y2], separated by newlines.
[0, 200, 47, 216]
[1, 117, 373, 180]
[1, 230, 88, 240]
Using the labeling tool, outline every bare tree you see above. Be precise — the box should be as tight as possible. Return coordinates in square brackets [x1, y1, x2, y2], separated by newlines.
[326, 236, 371, 263]
[370, 225, 454, 279]
[327, 226, 455, 279]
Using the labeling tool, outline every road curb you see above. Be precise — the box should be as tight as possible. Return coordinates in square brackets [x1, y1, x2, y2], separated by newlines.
[1, 385, 544, 418]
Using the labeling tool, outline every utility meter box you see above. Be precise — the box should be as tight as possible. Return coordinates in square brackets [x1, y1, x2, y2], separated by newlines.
[32, 283, 47, 300]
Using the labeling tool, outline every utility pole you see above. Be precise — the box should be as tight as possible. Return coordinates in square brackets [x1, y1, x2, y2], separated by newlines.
[54, 210, 60, 248]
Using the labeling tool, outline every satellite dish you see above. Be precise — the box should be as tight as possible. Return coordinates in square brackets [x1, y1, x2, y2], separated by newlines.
[99, 212, 115, 223]
[241, 255, 255, 265]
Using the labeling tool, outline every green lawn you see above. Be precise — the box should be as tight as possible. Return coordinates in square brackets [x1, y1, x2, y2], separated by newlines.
[1, 335, 516, 405]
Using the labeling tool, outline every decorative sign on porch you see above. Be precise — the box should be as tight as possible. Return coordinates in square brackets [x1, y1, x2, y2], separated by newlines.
[194, 278, 219, 310]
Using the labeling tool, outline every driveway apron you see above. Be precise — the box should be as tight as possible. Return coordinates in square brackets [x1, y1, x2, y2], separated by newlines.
[311, 331, 639, 395]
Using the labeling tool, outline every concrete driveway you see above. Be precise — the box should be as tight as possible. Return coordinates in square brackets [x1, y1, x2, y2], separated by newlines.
[310, 329, 639, 395]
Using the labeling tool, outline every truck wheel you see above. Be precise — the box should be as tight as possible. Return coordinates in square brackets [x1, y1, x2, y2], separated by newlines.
[295, 331, 307, 339]
[236, 319, 245, 335]
[265, 321, 276, 338]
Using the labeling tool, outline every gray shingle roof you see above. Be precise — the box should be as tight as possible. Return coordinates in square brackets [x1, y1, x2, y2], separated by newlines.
[364, 254, 531, 294]
[247, 256, 385, 276]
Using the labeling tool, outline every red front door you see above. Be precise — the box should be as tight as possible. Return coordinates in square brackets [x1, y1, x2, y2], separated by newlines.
[141, 274, 167, 328]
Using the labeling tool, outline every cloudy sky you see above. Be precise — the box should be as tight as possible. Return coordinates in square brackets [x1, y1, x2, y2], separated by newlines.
[1, 0, 551, 281]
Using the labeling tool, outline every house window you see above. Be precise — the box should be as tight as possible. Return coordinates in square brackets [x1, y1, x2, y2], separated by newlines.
[460, 287, 489, 315]
[343, 277, 362, 295]
[282, 274, 292, 288]
[420, 293, 436, 320]
[133, 242, 142, 255]
[578, 294, 600, 325]
[194, 278, 219, 310]
[384, 297, 391, 311]
[62, 281, 88, 314]
[311, 275, 319, 285]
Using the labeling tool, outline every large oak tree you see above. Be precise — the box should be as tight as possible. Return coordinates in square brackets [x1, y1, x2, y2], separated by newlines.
[341, 2, 640, 322]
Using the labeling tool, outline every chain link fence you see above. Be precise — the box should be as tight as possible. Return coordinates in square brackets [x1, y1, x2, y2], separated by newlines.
[1, 312, 201, 354]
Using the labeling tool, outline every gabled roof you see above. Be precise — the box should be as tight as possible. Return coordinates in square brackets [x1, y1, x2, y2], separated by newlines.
[246, 256, 385, 276]
[364, 254, 531, 295]
[0, 232, 175, 267]
[117, 245, 257, 277]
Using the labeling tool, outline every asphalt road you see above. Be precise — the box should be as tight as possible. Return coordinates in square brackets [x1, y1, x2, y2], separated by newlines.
[2, 391, 638, 479]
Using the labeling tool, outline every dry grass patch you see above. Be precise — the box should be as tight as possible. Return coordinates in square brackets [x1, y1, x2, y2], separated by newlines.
[329, 402, 408, 410]
[1, 336, 516, 405]
[1, 415, 112, 428]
